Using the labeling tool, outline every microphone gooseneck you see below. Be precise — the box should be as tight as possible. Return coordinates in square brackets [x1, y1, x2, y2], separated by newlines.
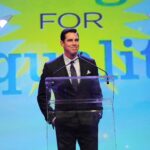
[79, 52, 109, 84]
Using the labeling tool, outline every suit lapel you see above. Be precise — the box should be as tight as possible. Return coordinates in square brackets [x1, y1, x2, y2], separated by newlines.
[55, 55, 69, 77]
[55, 55, 74, 89]
[79, 58, 87, 76]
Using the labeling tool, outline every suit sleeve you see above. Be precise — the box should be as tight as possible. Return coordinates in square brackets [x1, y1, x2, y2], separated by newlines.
[90, 59, 103, 119]
[91, 60, 103, 99]
[37, 63, 55, 123]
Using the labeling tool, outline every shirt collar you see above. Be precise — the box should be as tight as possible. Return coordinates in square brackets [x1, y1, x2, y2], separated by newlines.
[63, 54, 78, 64]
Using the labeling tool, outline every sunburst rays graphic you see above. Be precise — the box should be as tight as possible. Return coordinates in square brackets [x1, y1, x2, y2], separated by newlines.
[0, 0, 150, 95]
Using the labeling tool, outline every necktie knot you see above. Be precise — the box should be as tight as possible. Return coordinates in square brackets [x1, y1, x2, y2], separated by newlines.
[70, 61, 74, 65]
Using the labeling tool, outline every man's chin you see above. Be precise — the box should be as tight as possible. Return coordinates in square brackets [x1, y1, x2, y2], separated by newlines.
[70, 52, 78, 57]
[65, 50, 78, 58]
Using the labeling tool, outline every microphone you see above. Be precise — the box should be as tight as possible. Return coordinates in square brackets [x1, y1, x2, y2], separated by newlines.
[79, 52, 109, 84]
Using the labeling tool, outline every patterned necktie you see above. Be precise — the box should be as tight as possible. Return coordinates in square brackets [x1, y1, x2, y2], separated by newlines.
[70, 61, 78, 91]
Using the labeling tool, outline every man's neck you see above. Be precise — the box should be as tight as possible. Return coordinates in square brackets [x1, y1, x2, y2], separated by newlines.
[64, 53, 77, 60]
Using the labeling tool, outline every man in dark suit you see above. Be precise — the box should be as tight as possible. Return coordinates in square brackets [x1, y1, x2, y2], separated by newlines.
[37, 28, 103, 150]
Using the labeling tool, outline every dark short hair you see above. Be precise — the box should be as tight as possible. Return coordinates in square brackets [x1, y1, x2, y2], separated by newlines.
[60, 28, 78, 41]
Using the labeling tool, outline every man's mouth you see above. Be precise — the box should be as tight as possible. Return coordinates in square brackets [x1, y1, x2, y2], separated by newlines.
[71, 47, 78, 50]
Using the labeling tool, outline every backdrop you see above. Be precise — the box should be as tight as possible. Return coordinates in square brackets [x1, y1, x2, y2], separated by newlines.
[0, 0, 150, 150]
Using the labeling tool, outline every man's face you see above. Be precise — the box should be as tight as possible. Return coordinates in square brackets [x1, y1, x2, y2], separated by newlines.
[61, 32, 79, 58]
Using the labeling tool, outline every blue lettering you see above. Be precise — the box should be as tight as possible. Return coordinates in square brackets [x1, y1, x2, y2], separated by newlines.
[121, 39, 139, 79]
[141, 40, 150, 78]
[96, 0, 127, 6]
[0, 53, 22, 95]
[99, 40, 118, 78]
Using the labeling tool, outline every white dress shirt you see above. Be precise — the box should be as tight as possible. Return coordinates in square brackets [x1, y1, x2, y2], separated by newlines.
[63, 54, 80, 83]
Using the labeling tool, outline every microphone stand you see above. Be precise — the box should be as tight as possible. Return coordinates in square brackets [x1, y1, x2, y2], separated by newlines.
[79, 52, 109, 84]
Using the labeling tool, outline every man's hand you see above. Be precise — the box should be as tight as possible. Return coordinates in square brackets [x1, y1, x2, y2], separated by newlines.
[52, 117, 56, 129]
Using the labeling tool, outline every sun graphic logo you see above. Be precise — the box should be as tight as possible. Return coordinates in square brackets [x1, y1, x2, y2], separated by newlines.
[0, 0, 150, 95]
[0, 17, 9, 29]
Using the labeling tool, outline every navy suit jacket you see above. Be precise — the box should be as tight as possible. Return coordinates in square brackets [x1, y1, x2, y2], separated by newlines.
[37, 54, 103, 126]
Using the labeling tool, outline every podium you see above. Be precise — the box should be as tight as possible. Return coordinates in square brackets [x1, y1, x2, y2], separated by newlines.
[45, 76, 116, 150]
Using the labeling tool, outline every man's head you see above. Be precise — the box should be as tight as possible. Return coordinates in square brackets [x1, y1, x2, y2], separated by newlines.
[60, 28, 79, 59]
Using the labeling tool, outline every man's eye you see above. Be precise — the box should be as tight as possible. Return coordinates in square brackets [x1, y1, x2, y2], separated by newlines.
[67, 39, 72, 42]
